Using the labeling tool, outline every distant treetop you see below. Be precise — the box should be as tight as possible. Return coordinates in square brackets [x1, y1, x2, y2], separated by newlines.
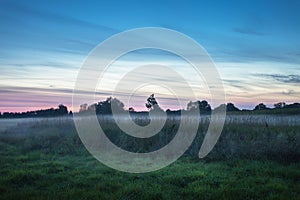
[1, 96, 300, 118]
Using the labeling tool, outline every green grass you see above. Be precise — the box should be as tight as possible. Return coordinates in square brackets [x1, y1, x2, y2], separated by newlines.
[0, 116, 299, 199]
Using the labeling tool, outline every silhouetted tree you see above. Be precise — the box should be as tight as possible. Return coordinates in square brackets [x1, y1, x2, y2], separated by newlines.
[90, 97, 125, 114]
[254, 103, 268, 111]
[57, 104, 68, 115]
[128, 107, 135, 112]
[0, 105, 69, 118]
[274, 102, 286, 109]
[145, 94, 162, 111]
[3, 112, 12, 118]
[145, 94, 158, 109]
[285, 102, 300, 109]
[79, 104, 88, 112]
[226, 103, 240, 112]
[187, 101, 197, 111]
[187, 100, 211, 113]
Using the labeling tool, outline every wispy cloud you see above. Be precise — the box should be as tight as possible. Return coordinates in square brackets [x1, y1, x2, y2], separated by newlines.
[222, 79, 250, 90]
[255, 74, 300, 84]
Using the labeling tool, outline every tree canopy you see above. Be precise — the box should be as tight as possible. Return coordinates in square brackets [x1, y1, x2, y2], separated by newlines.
[87, 97, 125, 114]
[254, 103, 269, 111]
[186, 100, 211, 114]
[145, 94, 163, 111]
[2, 96, 300, 118]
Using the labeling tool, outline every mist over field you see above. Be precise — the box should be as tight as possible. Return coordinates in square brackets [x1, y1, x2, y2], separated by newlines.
[1, 113, 299, 199]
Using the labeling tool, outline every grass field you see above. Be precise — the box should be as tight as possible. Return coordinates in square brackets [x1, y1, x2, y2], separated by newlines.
[0, 116, 299, 199]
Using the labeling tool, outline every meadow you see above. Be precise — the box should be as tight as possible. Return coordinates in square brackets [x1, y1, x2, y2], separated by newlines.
[0, 115, 299, 199]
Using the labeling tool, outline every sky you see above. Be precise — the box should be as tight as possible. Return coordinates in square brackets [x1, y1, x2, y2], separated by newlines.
[0, 0, 300, 112]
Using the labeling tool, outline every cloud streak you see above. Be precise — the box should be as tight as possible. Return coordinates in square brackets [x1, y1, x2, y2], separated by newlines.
[255, 74, 300, 84]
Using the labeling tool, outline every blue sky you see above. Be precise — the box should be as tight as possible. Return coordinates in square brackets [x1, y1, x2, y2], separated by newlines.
[0, 0, 300, 112]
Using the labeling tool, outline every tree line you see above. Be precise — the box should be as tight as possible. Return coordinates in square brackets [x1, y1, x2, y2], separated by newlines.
[1, 94, 300, 118]
[78, 94, 300, 115]
[0, 104, 70, 118]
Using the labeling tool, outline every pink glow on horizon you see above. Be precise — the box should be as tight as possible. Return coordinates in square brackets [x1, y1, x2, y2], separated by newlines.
[1, 86, 299, 113]
[2, 95, 299, 113]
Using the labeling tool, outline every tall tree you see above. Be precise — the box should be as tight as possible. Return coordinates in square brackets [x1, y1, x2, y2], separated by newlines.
[57, 104, 68, 115]
[145, 94, 162, 111]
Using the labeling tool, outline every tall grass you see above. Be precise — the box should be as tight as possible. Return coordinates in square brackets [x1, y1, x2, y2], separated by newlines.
[0, 115, 299, 199]
[1, 114, 299, 161]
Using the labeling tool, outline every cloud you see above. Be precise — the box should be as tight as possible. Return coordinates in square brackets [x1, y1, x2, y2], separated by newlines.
[282, 89, 295, 95]
[255, 73, 300, 84]
[222, 79, 250, 90]
[0, 86, 109, 97]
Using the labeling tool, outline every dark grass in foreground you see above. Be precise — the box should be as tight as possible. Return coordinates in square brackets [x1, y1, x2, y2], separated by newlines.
[0, 116, 299, 199]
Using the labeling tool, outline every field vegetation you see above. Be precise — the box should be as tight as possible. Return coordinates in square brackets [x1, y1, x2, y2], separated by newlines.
[0, 114, 299, 199]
